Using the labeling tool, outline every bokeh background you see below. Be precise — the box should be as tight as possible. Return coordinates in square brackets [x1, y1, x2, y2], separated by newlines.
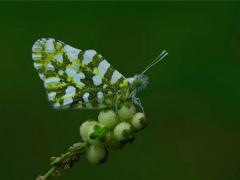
[0, 2, 240, 180]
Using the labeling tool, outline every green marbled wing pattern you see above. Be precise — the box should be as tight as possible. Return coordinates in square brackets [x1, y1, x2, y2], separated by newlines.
[32, 38, 129, 109]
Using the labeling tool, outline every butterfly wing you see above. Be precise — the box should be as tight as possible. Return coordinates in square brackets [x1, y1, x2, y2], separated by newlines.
[32, 38, 129, 109]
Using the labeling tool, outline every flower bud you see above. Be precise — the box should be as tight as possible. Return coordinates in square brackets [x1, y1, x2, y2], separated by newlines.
[87, 123, 110, 145]
[106, 132, 123, 150]
[86, 145, 107, 164]
[113, 122, 133, 141]
[98, 109, 118, 129]
[118, 102, 136, 121]
[79, 120, 97, 141]
[131, 112, 148, 130]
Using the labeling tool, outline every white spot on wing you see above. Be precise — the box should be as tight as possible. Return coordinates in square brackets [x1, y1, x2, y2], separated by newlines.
[64, 45, 81, 61]
[83, 92, 90, 102]
[54, 54, 63, 63]
[127, 77, 135, 84]
[44, 77, 60, 86]
[39, 73, 44, 80]
[72, 62, 80, 70]
[97, 91, 104, 103]
[33, 63, 41, 70]
[48, 92, 56, 101]
[97, 91, 103, 99]
[78, 72, 85, 79]
[83, 50, 96, 65]
[98, 60, 110, 77]
[65, 86, 76, 96]
[111, 70, 122, 84]
[66, 67, 77, 77]
[47, 63, 55, 71]
[32, 53, 41, 61]
[73, 72, 85, 84]
[92, 75, 102, 86]
[32, 43, 41, 52]
[53, 102, 61, 108]
[64, 45, 74, 52]
[45, 39, 55, 53]
[68, 49, 80, 60]
[63, 97, 73, 105]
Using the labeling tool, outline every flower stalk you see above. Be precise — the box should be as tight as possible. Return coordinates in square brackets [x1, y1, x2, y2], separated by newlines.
[36, 102, 148, 179]
[36, 142, 86, 180]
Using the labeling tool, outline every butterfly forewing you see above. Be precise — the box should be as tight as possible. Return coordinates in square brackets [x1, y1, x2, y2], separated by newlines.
[32, 38, 129, 109]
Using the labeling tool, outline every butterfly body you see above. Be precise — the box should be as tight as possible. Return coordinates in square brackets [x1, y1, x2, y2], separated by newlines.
[32, 38, 147, 110]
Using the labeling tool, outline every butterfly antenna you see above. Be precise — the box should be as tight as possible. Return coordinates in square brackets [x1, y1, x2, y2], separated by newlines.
[141, 50, 168, 74]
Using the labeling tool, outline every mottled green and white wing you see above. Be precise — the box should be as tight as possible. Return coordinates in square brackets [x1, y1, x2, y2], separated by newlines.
[32, 38, 129, 109]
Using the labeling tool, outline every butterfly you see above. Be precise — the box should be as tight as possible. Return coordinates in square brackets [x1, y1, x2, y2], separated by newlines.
[32, 38, 168, 112]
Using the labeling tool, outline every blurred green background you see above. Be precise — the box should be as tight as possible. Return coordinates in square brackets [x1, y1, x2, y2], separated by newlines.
[0, 2, 240, 180]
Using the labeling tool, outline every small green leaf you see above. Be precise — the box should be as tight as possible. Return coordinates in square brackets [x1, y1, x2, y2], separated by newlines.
[102, 127, 109, 134]
[94, 124, 102, 132]
[89, 132, 98, 140]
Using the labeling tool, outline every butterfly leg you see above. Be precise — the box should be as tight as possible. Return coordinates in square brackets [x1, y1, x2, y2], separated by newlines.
[134, 97, 145, 114]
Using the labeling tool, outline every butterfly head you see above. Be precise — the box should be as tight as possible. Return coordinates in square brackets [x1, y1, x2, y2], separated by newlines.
[127, 74, 149, 93]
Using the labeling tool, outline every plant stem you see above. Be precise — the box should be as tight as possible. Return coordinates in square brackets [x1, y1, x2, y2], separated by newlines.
[36, 142, 87, 180]
[44, 167, 56, 179]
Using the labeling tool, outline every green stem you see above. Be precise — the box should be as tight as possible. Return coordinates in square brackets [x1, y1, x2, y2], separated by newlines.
[44, 167, 56, 179]
[36, 142, 87, 180]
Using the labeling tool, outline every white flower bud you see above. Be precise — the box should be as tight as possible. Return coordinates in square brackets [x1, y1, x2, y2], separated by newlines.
[86, 145, 107, 164]
[87, 123, 110, 145]
[98, 109, 118, 129]
[131, 112, 148, 130]
[113, 122, 132, 141]
[106, 132, 123, 150]
[79, 120, 97, 141]
[118, 102, 136, 121]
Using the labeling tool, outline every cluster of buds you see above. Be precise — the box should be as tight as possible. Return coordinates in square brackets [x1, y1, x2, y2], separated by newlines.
[80, 101, 148, 164]
[36, 101, 148, 179]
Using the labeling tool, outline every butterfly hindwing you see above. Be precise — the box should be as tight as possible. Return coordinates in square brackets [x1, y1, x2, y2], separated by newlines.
[32, 38, 128, 109]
